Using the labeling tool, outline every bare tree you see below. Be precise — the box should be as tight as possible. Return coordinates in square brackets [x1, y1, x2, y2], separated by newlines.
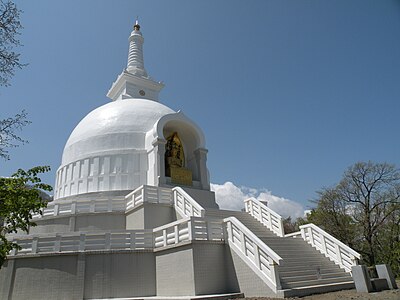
[0, 0, 25, 86]
[311, 162, 400, 271]
[0, 109, 30, 160]
[337, 162, 400, 266]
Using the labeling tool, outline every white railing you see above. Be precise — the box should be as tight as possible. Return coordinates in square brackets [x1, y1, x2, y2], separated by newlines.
[125, 185, 173, 210]
[284, 231, 302, 238]
[244, 198, 284, 237]
[10, 217, 224, 256]
[172, 187, 205, 218]
[33, 198, 127, 219]
[224, 217, 283, 291]
[34, 185, 204, 220]
[9, 230, 154, 256]
[299, 223, 361, 272]
[153, 217, 224, 248]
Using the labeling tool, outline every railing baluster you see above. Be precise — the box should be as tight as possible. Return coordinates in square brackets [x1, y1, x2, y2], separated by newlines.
[163, 229, 167, 247]
[174, 225, 179, 244]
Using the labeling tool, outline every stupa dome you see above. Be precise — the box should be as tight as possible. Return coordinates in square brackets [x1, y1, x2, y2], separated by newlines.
[54, 21, 210, 200]
[62, 98, 175, 165]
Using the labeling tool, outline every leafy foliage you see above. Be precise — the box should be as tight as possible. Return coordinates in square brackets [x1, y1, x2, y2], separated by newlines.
[0, 0, 25, 86]
[0, 109, 30, 160]
[0, 166, 52, 267]
[299, 161, 400, 277]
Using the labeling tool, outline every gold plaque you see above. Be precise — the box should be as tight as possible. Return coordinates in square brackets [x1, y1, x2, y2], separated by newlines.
[170, 167, 193, 186]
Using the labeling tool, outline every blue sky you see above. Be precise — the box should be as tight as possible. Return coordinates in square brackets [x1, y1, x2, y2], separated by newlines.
[1, 1, 399, 214]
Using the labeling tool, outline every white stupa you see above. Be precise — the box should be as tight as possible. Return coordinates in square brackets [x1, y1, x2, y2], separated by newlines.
[0, 21, 360, 300]
[55, 20, 211, 203]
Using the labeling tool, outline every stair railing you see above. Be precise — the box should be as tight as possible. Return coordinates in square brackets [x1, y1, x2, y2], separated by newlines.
[224, 216, 283, 291]
[244, 197, 284, 237]
[125, 185, 173, 210]
[153, 216, 224, 248]
[172, 187, 205, 218]
[299, 223, 361, 272]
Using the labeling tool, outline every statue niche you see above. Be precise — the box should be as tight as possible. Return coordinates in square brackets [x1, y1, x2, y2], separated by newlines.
[165, 132, 192, 186]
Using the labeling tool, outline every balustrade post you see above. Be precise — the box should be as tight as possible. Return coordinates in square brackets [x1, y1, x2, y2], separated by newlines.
[130, 232, 136, 250]
[90, 200, 95, 213]
[141, 186, 146, 204]
[269, 258, 282, 290]
[188, 220, 193, 241]
[79, 233, 86, 251]
[105, 232, 111, 250]
[32, 237, 39, 254]
[163, 229, 167, 247]
[174, 225, 179, 244]
[351, 256, 359, 266]
[55, 235, 61, 252]
[71, 202, 77, 214]
[54, 204, 59, 216]
[226, 221, 233, 242]
[301, 228, 306, 240]
[278, 218, 284, 237]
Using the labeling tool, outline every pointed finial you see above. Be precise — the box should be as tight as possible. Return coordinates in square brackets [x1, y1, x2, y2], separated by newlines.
[134, 17, 140, 31]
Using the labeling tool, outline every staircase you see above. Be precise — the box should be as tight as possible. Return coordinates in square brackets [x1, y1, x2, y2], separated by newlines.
[205, 208, 355, 297]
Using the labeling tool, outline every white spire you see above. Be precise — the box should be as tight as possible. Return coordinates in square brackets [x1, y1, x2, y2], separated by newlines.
[107, 19, 164, 102]
[127, 19, 147, 77]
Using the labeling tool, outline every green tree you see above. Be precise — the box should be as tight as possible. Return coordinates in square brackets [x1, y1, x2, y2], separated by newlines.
[308, 162, 400, 275]
[0, 166, 52, 267]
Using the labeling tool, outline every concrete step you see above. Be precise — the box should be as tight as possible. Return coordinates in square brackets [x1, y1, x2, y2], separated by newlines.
[282, 281, 355, 298]
[279, 261, 340, 271]
[281, 276, 353, 289]
[279, 267, 343, 277]
[281, 272, 351, 283]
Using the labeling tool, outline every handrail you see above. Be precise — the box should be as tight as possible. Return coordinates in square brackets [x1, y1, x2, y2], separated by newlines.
[172, 187, 205, 218]
[284, 231, 302, 238]
[125, 185, 173, 210]
[153, 216, 224, 248]
[224, 217, 282, 291]
[244, 197, 284, 237]
[299, 223, 361, 272]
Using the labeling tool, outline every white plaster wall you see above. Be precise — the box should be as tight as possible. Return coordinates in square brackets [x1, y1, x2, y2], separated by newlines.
[55, 152, 147, 199]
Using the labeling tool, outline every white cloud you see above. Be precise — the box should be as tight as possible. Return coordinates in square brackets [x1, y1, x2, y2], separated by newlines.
[210, 181, 305, 219]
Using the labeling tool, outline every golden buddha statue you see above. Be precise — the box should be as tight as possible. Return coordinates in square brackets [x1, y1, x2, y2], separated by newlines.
[165, 132, 185, 176]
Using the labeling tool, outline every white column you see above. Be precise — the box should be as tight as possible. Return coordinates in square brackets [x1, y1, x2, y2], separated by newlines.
[194, 147, 209, 190]
[152, 138, 166, 186]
